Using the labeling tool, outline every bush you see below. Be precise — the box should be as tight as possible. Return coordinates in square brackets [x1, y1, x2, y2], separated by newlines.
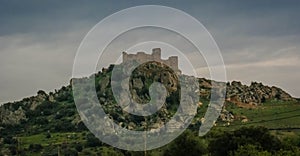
[61, 148, 78, 156]
[74, 144, 83, 152]
[53, 120, 76, 132]
[35, 101, 58, 116]
[35, 117, 49, 125]
[29, 144, 43, 152]
[76, 121, 88, 131]
[164, 130, 208, 156]
[209, 126, 282, 156]
[231, 144, 272, 156]
[45, 132, 51, 139]
[86, 133, 102, 147]
[3, 136, 17, 144]
[7, 145, 18, 155]
[98, 147, 124, 156]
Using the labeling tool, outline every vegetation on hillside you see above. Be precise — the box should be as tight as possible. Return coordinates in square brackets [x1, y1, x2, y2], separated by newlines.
[0, 62, 299, 155]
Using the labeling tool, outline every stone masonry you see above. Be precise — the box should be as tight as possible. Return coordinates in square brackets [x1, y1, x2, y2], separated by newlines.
[122, 48, 182, 74]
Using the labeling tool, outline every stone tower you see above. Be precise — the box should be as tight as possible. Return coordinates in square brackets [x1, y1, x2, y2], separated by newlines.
[152, 48, 161, 60]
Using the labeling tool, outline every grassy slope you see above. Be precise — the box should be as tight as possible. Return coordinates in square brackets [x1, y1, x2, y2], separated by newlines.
[19, 99, 300, 154]
[214, 99, 300, 142]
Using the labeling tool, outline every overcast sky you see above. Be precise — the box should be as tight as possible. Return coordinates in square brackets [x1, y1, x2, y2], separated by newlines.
[0, 0, 300, 104]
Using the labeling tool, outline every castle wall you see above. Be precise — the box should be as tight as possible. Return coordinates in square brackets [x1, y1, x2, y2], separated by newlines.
[122, 48, 181, 74]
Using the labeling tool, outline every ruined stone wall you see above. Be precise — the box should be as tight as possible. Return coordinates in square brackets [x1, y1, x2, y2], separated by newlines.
[122, 48, 181, 74]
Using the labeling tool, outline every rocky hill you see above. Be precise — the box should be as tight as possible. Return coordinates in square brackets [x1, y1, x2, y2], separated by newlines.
[0, 61, 296, 127]
[226, 81, 294, 105]
[198, 79, 295, 107]
[0, 61, 299, 155]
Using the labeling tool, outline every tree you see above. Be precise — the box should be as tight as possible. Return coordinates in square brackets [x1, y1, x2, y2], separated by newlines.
[61, 148, 78, 156]
[74, 144, 83, 152]
[163, 130, 208, 156]
[86, 133, 102, 147]
[98, 147, 124, 156]
[45, 132, 51, 139]
[29, 144, 43, 152]
[209, 126, 282, 156]
[231, 144, 272, 156]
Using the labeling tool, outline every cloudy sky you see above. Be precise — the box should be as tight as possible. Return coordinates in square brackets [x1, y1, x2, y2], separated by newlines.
[0, 0, 300, 104]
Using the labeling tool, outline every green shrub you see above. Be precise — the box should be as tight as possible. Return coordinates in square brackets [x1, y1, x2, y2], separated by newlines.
[29, 143, 43, 152]
[209, 127, 282, 156]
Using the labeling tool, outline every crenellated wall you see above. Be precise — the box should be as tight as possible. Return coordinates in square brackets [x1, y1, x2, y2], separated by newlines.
[122, 48, 181, 74]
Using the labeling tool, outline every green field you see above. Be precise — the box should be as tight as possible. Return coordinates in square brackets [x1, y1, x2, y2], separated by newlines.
[216, 100, 300, 137]
[13, 100, 300, 155]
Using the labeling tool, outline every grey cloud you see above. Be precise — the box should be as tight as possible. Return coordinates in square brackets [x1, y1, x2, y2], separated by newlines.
[1, 1, 300, 103]
[0, 32, 79, 103]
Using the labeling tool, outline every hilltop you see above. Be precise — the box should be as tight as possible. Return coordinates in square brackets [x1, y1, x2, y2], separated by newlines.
[0, 61, 299, 155]
[0, 61, 296, 126]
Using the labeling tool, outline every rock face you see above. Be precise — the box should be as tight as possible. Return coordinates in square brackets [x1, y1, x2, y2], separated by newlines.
[94, 61, 182, 131]
[226, 81, 295, 105]
[197, 78, 295, 105]
[0, 85, 72, 126]
[0, 106, 26, 125]
[129, 61, 179, 103]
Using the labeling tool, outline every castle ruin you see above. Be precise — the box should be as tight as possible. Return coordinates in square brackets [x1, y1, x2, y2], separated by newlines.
[122, 48, 181, 74]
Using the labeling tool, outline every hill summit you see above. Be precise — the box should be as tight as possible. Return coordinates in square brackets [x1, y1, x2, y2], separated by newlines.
[0, 48, 296, 125]
[0, 59, 296, 126]
[0, 50, 298, 155]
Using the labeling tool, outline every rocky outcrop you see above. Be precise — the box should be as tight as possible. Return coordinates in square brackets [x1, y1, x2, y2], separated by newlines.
[219, 108, 234, 122]
[226, 81, 295, 105]
[197, 78, 295, 105]
[129, 61, 179, 102]
[0, 106, 26, 125]
[0, 85, 72, 125]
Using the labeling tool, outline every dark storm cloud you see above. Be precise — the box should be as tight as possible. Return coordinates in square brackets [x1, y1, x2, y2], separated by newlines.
[0, 0, 300, 103]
